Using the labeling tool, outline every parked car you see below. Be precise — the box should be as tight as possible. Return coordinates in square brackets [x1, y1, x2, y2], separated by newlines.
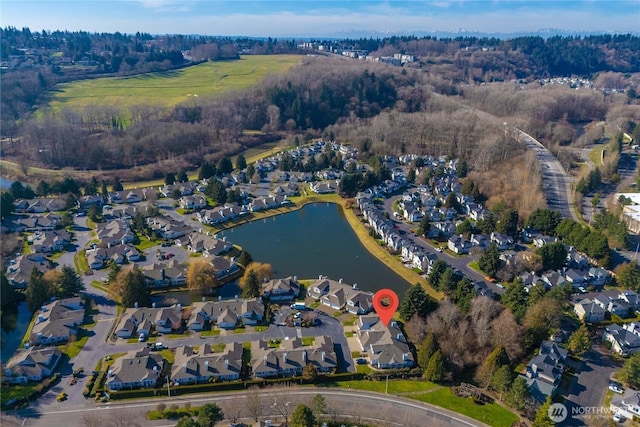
[161, 242, 172, 247]
[138, 333, 147, 342]
[613, 412, 623, 422]
[609, 383, 624, 394]
[56, 392, 68, 402]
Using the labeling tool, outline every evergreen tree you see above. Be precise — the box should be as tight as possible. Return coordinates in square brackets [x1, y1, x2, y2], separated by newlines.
[417, 216, 431, 238]
[399, 284, 437, 321]
[417, 333, 438, 370]
[290, 404, 315, 427]
[58, 265, 85, 297]
[438, 268, 458, 294]
[533, 397, 557, 427]
[505, 376, 529, 411]
[476, 346, 510, 388]
[113, 176, 123, 191]
[198, 402, 224, 427]
[242, 270, 261, 298]
[427, 260, 448, 290]
[101, 180, 109, 197]
[423, 350, 446, 382]
[497, 208, 519, 237]
[198, 162, 217, 180]
[617, 261, 640, 292]
[536, 242, 568, 271]
[217, 157, 233, 175]
[491, 365, 514, 398]
[1, 192, 15, 220]
[617, 352, 640, 389]
[311, 394, 326, 420]
[457, 158, 468, 178]
[178, 170, 188, 183]
[502, 279, 528, 321]
[26, 268, 54, 312]
[478, 242, 500, 278]
[567, 324, 591, 356]
[407, 167, 416, 183]
[235, 154, 247, 170]
[164, 172, 176, 185]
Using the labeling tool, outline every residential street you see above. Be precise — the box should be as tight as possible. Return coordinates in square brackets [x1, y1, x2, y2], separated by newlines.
[2, 388, 489, 427]
[562, 345, 622, 426]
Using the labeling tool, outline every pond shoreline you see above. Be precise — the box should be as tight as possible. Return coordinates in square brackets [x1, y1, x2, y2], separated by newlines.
[206, 191, 441, 299]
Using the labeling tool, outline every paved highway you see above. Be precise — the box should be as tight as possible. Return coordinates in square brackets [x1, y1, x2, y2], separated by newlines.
[1, 388, 490, 427]
[511, 127, 579, 221]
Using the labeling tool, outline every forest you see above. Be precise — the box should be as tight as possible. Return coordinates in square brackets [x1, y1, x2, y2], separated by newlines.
[2, 28, 640, 222]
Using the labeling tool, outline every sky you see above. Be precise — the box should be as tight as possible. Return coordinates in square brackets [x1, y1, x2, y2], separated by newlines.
[1, 0, 639, 38]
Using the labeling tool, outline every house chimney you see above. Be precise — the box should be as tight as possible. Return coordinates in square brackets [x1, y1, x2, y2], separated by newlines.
[225, 359, 229, 367]
[294, 275, 297, 281]
[303, 351, 307, 363]
[152, 302, 156, 309]
[183, 363, 187, 373]
[218, 296, 222, 301]
[283, 353, 288, 363]
[134, 302, 138, 308]
[205, 361, 209, 369]
[339, 278, 343, 283]
[322, 351, 326, 362]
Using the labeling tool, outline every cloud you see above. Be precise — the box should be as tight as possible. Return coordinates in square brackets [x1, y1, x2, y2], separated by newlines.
[134, 0, 195, 12]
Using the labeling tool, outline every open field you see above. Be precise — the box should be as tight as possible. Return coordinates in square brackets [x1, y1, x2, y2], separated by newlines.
[41, 55, 301, 118]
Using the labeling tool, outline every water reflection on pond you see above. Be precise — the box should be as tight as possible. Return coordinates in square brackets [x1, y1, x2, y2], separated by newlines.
[155, 203, 410, 307]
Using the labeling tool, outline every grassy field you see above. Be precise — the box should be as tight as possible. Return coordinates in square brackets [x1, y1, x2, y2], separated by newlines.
[413, 389, 519, 427]
[42, 55, 301, 119]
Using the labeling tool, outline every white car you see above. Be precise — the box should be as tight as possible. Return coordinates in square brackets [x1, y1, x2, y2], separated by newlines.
[609, 384, 624, 394]
[613, 412, 623, 422]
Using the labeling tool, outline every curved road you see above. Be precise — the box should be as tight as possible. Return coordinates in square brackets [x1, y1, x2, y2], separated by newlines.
[2, 388, 490, 427]
[511, 126, 579, 221]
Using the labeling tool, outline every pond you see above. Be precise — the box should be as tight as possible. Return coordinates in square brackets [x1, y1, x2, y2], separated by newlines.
[154, 203, 411, 306]
[219, 202, 410, 294]
[1, 302, 32, 363]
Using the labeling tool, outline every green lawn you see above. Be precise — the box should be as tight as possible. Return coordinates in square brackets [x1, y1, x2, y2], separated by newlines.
[200, 329, 221, 337]
[60, 334, 89, 358]
[253, 326, 268, 332]
[413, 388, 519, 427]
[1, 384, 37, 406]
[42, 55, 301, 122]
[332, 379, 439, 394]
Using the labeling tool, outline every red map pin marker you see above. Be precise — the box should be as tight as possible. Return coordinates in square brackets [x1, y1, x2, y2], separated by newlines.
[372, 288, 399, 327]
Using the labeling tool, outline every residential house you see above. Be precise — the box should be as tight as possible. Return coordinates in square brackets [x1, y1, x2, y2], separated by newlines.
[115, 308, 158, 338]
[187, 298, 265, 331]
[610, 390, 640, 421]
[603, 322, 640, 356]
[565, 269, 588, 288]
[154, 307, 183, 334]
[448, 235, 471, 254]
[96, 220, 135, 247]
[588, 267, 610, 288]
[30, 297, 85, 346]
[309, 180, 339, 194]
[106, 347, 165, 391]
[171, 342, 243, 384]
[3, 347, 62, 384]
[142, 261, 187, 288]
[262, 276, 301, 303]
[205, 255, 240, 280]
[184, 233, 232, 256]
[309, 278, 373, 313]
[357, 316, 413, 369]
[573, 299, 606, 323]
[522, 341, 567, 403]
[86, 244, 140, 270]
[6, 254, 52, 288]
[490, 232, 514, 251]
[179, 195, 207, 210]
[29, 229, 70, 253]
[251, 335, 337, 378]
[594, 292, 633, 318]
[15, 213, 61, 231]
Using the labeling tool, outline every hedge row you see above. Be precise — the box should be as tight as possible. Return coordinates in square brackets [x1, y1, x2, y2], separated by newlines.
[109, 373, 366, 400]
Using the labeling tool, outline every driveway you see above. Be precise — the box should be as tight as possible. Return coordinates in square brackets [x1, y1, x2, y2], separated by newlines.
[562, 345, 622, 426]
[53, 216, 91, 269]
[380, 193, 504, 295]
